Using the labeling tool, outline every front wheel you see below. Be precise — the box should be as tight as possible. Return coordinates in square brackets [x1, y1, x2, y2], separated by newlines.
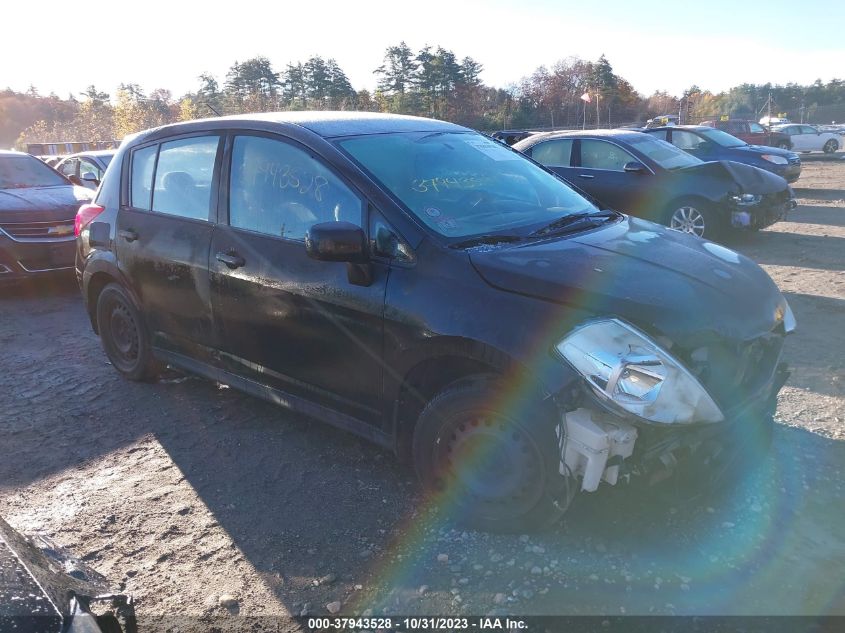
[666, 200, 723, 240]
[823, 139, 839, 154]
[96, 283, 161, 382]
[412, 377, 572, 532]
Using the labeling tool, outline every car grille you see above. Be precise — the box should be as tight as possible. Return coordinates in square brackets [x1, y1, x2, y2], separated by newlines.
[683, 332, 785, 413]
[0, 219, 76, 241]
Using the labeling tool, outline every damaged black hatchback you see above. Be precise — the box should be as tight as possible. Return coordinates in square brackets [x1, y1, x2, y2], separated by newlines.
[76, 112, 794, 532]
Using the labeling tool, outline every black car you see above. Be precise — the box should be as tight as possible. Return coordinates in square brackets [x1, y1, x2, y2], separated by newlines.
[55, 150, 116, 190]
[0, 151, 92, 283]
[76, 112, 793, 532]
[514, 130, 794, 240]
[643, 125, 802, 183]
[0, 515, 135, 632]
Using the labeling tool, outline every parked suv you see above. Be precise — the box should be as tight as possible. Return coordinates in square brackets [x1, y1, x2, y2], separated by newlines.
[700, 119, 792, 150]
[76, 113, 793, 531]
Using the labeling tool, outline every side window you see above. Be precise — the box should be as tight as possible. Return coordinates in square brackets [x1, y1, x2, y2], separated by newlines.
[669, 130, 705, 151]
[645, 130, 669, 142]
[800, 126, 817, 135]
[79, 159, 100, 179]
[726, 121, 744, 134]
[530, 139, 573, 167]
[130, 145, 158, 210]
[151, 136, 219, 221]
[59, 158, 78, 177]
[229, 135, 363, 241]
[750, 123, 766, 133]
[580, 139, 636, 171]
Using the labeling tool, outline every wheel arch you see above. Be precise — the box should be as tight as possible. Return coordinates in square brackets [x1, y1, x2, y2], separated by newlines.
[83, 257, 141, 335]
[389, 336, 552, 461]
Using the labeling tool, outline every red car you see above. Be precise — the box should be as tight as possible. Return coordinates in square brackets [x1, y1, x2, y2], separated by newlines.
[701, 119, 792, 150]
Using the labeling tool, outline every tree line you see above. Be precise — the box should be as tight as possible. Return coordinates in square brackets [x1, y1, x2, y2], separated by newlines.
[2, 43, 844, 149]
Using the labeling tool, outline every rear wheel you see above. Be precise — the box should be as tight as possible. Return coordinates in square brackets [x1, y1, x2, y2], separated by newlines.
[823, 139, 839, 154]
[666, 199, 723, 240]
[412, 377, 572, 533]
[96, 283, 161, 381]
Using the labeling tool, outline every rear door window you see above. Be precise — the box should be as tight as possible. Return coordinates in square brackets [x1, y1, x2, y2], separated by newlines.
[668, 130, 704, 151]
[530, 139, 573, 167]
[579, 139, 636, 171]
[151, 136, 220, 221]
[228, 135, 363, 241]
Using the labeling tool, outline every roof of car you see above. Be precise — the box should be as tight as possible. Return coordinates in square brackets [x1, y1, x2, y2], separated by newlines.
[647, 125, 710, 132]
[519, 128, 651, 145]
[145, 111, 470, 140]
[0, 150, 30, 157]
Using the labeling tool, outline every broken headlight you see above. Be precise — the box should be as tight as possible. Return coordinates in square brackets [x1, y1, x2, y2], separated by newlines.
[556, 319, 724, 425]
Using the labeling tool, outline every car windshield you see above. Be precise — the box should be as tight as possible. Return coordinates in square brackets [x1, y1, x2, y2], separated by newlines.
[697, 127, 747, 148]
[0, 155, 68, 189]
[626, 135, 702, 170]
[336, 131, 597, 238]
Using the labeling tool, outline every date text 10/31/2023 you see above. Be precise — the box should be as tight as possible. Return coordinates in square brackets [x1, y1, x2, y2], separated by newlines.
[306, 617, 528, 630]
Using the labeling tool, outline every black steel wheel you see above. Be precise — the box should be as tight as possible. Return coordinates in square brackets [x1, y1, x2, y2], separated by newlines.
[412, 376, 572, 532]
[96, 283, 160, 381]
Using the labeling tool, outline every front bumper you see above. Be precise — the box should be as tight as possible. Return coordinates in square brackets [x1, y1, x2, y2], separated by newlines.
[561, 361, 789, 491]
[730, 196, 793, 230]
[0, 231, 76, 281]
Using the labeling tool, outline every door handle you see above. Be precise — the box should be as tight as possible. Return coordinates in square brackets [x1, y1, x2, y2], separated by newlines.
[216, 251, 245, 269]
[118, 229, 138, 242]
[578, 174, 595, 179]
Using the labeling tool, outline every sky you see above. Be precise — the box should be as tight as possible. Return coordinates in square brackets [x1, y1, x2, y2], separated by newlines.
[3, 0, 844, 100]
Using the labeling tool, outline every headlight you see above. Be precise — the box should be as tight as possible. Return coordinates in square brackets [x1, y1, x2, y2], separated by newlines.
[730, 193, 762, 206]
[761, 154, 788, 165]
[556, 319, 724, 425]
[782, 299, 797, 334]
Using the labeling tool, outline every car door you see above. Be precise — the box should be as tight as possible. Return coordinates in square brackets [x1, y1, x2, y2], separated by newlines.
[571, 138, 653, 214]
[784, 126, 808, 151]
[117, 134, 222, 363]
[799, 126, 822, 150]
[209, 132, 388, 421]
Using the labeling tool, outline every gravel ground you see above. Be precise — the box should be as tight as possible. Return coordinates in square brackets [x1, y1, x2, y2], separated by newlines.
[1, 161, 843, 629]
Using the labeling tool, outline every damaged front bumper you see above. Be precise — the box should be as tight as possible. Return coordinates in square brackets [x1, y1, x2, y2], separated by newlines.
[559, 362, 790, 493]
[729, 191, 795, 230]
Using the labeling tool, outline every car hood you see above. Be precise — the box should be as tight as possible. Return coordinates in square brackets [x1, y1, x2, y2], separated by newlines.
[678, 160, 788, 194]
[0, 185, 91, 221]
[469, 217, 787, 346]
[740, 144, 795, 158]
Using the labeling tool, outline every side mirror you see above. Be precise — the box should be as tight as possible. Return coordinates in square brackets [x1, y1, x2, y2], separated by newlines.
[81, 172, 99, 186]
[305, 221, 368, 263]
[623, 161, 647, 173]
[67, 174, 84, 186]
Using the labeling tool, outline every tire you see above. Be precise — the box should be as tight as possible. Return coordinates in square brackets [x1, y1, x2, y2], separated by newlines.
[96, 283, 161, 381]
[775, 141, 790, 150]
[823, 139, 838, 154]
[412, 376, 572, 533]
[665, 199, 723, 240]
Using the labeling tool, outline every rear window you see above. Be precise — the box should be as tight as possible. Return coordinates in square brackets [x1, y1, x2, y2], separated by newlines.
[530, 139, 573, 167]
[0, 155, 68, 189]
[130, 145, 158, 210]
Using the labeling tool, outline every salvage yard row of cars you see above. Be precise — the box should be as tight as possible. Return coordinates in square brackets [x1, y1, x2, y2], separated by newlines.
[3, 113, 798, 535]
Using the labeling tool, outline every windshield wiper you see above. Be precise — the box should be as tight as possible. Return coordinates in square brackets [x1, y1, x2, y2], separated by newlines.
[450, 234, 524, 249]
[529, 210, 619, 236]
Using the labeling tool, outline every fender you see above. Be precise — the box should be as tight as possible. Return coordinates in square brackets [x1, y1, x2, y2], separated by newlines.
[81, 250, 142, 333]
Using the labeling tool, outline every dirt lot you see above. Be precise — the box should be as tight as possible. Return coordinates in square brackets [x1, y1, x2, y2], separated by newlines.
[1, 161, 844, 629]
